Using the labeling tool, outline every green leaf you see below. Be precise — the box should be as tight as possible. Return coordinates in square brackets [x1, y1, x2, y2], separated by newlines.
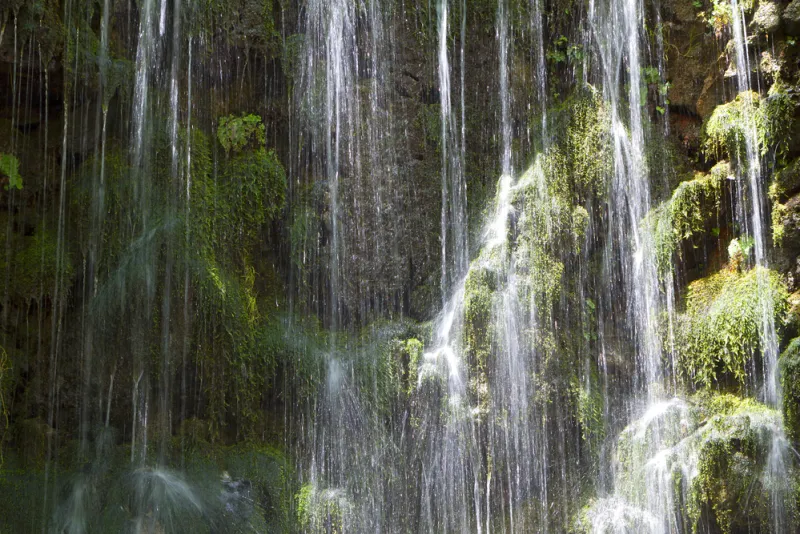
[0, 154, 22, 190]
[217, 114, 267, 155]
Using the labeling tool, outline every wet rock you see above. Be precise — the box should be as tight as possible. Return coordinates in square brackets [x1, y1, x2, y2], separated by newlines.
[752, 1, 783, 34]
[780, 338, 800, 446]
[580, 394, 789, 534]
[663, 0, 725, 119]
[783, 0, 800, 34]
[774, 157, 800, 201]
[220, 472, 255, 522]
[773, 192, 800, 288]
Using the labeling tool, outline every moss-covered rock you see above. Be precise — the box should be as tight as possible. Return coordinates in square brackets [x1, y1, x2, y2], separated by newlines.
[463, 266, 497, 378]
[757, 81, 796, 161]
[391, 337, 424, 396]
[703, 91, 761, 164]
[215, 147, 287, 250]
[0, 153, 22, 190]
[703, 83, 795, 166]
[687, 394, 786, 534]
[752, 1, 782, 33]
[780, 338, 800, 445]
[771, 157, 800, 203]
[646, 168, 725, 275]
[575, 497, 658, 533]
[1, 226, 74, 303]
[219, 442, 294, 531]
[582, 393, 790, 534]
[296, 483, 353, 533]
[783, 0, 800, 34]
[614, 398, 695, 505]
[676, 265, 788, 389]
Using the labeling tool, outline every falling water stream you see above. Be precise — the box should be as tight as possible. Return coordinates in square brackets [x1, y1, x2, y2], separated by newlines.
[729, 1, 790, 531]
[1, 0, 799, 532]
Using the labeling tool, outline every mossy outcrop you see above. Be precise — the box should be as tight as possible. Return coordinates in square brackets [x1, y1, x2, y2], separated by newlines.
[753, 1, 783, 34]
[647, 166, 726, 275]
[580, 393, 793, 534]
[296, 484, 353, 534]
[687, 394, 791, 534]
[780, 337, 800, 445]
[703, 91, 761, 163]
[783, 0, 800, 34]
[676, 265, 788, 389]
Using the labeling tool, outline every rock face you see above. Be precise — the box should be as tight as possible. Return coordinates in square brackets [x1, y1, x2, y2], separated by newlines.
[579, 395, 794, 534]
[662, 0, 723, 155]
[753, 1, 783, 33]
[784, 0, 800, 34]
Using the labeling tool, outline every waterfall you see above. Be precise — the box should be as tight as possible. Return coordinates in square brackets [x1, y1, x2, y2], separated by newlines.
[438, 0, 468, 301]
[730, 0, 780, 406]
[298, 0, 362, 523]
[591, 0, 663, 401]
[729, 1, 789, 530]
[1, 0, 798, 532]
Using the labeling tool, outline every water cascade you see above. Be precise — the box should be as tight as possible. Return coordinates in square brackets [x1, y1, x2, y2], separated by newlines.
[1, 0, 800, 533]
[728, 1, 791, 530]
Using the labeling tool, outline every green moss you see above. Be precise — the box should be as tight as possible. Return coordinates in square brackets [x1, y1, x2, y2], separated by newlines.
[220, 442, 294, 530]
[780, 338, 800, 445]
[512, 154, 586, 322]
[394, 338, 424, 396]
[347, 324, 428, 419]
[2, 226, 74, 302]
[186, 133, 288, 434]
[703, 91, 760, 163]
[296, 483, 352, 533]
[702, 84, 794, 165]
[564, 87, 612, 197]
[772, 201, 789, 247]
[217, 113, 267, 155]
[543, 85, 612, 200]
[646, 168, 724, 275]
[708, 0, 733, 34]
[757, 81, 796, 162]
[687, 395, 781, 533]
[463, 267, 496, 376]
[771, 157, 800, 204]
[669, 171, 724, 242]
[768, 155, 800, 247]
[676, 266, 788, 389]
[752, 1, 782, 33]
[191, 259, 318, 440]
[646, 202, 676, 276]
[190, 129, 285, 261]
[0, 153, 22, 190]
[415, 104, 442, 152]
[218, 148, 286, 245]
[570, 371, 605, 456]
[614, 399, 695, 504]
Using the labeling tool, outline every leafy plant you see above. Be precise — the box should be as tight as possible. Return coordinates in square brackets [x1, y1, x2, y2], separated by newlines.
[0, 153, 22, 190]
[756, 81, 796, 162]
[703, 91, 760, 163]
[217, 113, 266, 155]
[676, 266, 788, 389]
[645, 168, 724, 276]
